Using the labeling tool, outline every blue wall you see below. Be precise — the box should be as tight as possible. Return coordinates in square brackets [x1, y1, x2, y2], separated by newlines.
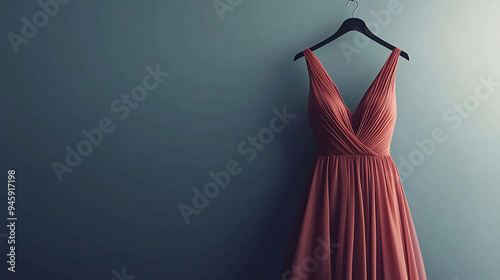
[1, 0, 499, 279]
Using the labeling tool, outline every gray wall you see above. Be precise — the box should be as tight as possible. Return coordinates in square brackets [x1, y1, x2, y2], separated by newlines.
[1, 0, 499, 279]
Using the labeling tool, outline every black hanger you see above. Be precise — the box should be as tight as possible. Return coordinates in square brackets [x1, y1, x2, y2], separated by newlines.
[294, 0, 410, 61]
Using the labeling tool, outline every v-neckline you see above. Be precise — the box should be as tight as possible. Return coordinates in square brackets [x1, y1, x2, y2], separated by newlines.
[304, 47, 399, 117]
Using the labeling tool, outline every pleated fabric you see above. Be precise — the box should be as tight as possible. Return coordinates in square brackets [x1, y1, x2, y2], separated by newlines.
[281, 48, 427, 280]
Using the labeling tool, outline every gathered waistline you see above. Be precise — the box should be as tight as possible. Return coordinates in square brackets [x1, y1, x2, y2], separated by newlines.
[317, 153, 392, 158]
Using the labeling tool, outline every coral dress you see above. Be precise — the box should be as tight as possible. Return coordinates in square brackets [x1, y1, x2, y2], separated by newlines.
[281, 48, 427, 280]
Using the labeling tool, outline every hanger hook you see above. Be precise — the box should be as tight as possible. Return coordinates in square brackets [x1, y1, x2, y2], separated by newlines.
[346, 0, 359, 18]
